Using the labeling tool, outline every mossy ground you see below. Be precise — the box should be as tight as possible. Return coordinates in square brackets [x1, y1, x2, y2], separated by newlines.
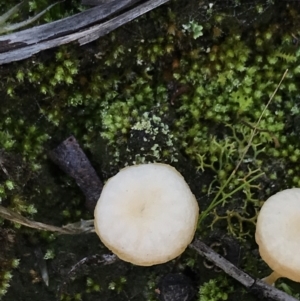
[1, 0, 300, 300]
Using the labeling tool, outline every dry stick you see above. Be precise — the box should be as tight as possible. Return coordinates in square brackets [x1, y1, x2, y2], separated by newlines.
[0, 0, 170, 64]
[190, 239, 299, 301]
[49, 136, 103, 213]
[0, 205, 94, 234]
[76, 0, 170, 45]
[57, 253, 118, 297]
[0, 0, 139, 47]
[198, 69, 289, 225]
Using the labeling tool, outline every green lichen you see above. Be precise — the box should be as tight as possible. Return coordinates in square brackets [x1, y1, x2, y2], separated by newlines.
[194, 124, 265, 238]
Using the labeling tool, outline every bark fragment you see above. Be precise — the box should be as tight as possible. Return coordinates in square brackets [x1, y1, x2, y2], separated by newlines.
[49, 136, 103, 213]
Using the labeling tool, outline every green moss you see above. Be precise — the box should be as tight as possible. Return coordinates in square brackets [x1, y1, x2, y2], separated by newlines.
[199, 275, 234, 301]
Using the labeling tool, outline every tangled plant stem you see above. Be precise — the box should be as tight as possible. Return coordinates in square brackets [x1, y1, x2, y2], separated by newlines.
[199, 168, 264, 226]
[198, 69, 289, 227]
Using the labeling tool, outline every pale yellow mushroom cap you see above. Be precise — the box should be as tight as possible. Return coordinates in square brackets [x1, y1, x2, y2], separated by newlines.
[94, 163, 199, 266]
[255, 188, 300, 282]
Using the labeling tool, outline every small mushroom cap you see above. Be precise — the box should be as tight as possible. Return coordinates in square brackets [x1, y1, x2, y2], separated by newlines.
[94, 163, 199, 266]
[255, 188, 300, 282]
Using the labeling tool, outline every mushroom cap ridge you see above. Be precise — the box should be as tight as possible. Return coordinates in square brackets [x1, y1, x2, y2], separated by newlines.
[94, 163, 199, 266]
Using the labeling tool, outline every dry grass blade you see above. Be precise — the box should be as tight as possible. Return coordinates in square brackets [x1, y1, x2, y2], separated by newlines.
[233, 69, 289, 174]
[0, 205, 94, 234]
[0, 2, 61, 34]
[0, 2, 24, 26]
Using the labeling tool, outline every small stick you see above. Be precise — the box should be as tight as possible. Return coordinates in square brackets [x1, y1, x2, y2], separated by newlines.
[0, 204, 94, 234]
[49, 136, 103, 213]
[190, 239, 299, 301]
[58, 253, 117, 296]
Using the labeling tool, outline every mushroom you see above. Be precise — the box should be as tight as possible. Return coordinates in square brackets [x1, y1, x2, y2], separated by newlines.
[255, 188, 300, 284]
[94, 163, 199, 266]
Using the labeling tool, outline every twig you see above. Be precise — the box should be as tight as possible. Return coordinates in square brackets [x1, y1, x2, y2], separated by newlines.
[0, 0, 138, 47]
[58, 253, 118, 297]
[68, 254, 117, 277]
[77, 0, 170, 45]
[49, 136, 103, 213]
[0, 0, 169, 64]
[0, 205, 94, 234]
[190, 239, 299, 301]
